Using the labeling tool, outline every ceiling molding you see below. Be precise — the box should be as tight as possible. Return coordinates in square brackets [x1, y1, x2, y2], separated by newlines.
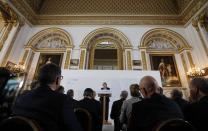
[6, 0, 208, 25]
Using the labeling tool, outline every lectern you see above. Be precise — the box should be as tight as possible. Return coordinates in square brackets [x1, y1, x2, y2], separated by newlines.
[98, 90, 111, 124]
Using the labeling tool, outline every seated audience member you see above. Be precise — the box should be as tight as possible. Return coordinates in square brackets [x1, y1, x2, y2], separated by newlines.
[184, 78, 208, 131]
[0, 68, 12, 101]
[171, 89, 189, 111]
[128, 76, 183, 131]
[0, 67, 12, 121]
[120, 84, 142, 130]
[78, 88, 102, 131]
[13, 64, 83, 131]
[30, 80, 39, 90]
[111, 90, 128, 131]
[92, 90, 101, 110]
[67, 89, 78, 108]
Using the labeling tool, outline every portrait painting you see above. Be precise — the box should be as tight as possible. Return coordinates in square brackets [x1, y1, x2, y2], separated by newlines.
[133, 60, 142, 66]
[150, 54, 181, 87]
[70, 59, 79, 66]
[34, 53, 63, 80]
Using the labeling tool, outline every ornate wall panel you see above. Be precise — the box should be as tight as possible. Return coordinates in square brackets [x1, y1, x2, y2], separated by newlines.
[186, 51, 195, 68]
[79, 49, 86, 70]
[64, 50, 71, 69]
[141, 51, 147, 70]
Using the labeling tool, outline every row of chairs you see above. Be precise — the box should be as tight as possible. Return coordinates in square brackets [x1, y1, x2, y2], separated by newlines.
[0, 108, 195, 131]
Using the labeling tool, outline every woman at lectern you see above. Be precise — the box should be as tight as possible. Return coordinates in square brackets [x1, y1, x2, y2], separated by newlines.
[100, 82, 110, 123]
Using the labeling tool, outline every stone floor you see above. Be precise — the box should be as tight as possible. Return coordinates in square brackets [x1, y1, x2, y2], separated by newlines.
[102, 125, 114, 131]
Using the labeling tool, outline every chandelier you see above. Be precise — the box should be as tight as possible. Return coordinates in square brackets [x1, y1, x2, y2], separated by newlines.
[187, 66, 205, 77]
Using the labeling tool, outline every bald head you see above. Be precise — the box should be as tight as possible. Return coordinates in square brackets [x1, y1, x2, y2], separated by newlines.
[139, 76, 159, 98]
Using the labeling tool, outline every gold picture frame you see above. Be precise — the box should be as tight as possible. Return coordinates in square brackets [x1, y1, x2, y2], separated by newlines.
[149, 54, 181, 87]
[33, 53, 63, 80]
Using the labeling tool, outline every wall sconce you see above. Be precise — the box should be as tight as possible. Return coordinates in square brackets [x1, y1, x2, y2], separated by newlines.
[187, 66, 205, 77]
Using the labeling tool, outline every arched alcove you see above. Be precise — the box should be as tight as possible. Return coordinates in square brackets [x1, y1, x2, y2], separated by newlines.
[79, 27, 132, 70]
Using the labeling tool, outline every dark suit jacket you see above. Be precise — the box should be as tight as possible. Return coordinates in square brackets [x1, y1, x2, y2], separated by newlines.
[78, 98, 102, 131]
[173, 98, 189, 112]
[13, 86, 83, 131]
[184, 96, 208, 131]
[128, 93, 184, 131]
[110, 98, 125, 120]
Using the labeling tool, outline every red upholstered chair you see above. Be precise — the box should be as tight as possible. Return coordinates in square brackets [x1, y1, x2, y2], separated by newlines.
[153, 119, 196, 131]
[0, 116, 42, 131]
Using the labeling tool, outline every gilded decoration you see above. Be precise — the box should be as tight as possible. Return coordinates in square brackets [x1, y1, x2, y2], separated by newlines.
[19, 50, 29, 65]
[26, 51, 35, 72]
[23, 28, 73, 72]
[25, 28, 74, 51]
[79, 49, 86, 70]
[186, 51, 195, 68]
[140, 28, 193, 87]
[192, 16, 208, 58]
[141, 51, 147, 70]
[64, 50, 71, 69]
[127, 50, 132, 70]
[140, 28, 191, 53]
[7, 0, 208, 25]
[1, 23, 22, 66]
[80, 28, 132, 70]
[180, 53, 189, 81]
[180, 53, 188, 73]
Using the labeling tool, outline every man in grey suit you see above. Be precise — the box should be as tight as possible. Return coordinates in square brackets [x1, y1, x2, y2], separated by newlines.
[119, 84, 142, 130]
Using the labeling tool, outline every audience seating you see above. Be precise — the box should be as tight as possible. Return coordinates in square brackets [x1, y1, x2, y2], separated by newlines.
[74, 108, 92, 131]
[153, 119, 196, 131]
[0, 116, 42, 131]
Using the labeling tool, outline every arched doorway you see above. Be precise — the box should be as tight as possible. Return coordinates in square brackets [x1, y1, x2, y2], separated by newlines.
[80, 28, 133, 70]
[90, 41, 120, 70]
[140, 28, 193, 97]
[20, 28, 73, 83]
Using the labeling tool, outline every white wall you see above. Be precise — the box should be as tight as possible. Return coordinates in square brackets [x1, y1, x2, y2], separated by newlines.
[8, 25, 191, 61]
[4, 24, 208, 90]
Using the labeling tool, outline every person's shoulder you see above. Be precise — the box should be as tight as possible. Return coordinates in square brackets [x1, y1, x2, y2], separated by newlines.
[133, 99, 144, 107]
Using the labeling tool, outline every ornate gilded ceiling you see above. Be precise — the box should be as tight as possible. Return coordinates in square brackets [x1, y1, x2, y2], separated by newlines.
[6, 0, 208, 25]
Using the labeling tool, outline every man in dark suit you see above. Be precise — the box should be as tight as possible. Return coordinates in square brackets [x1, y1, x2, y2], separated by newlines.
[170, 89, 189, 112]
[184, 78, 208, 131]
[110, 90, 128, 131]
[78, 88, 102, 131]
[67, 89, 78, 108]
[128, 76, 184, 131]
[100, 82, 110, 122]
[13, 64, 83, 131]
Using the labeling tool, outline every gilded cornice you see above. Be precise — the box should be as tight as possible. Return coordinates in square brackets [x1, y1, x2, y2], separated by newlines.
[7, 0, 208, 25]
[80, 27, 132, 49]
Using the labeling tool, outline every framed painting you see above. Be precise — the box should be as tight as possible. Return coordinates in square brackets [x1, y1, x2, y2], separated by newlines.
[133, 60, 142, 66]
[149, 54, 181, 87]
[70, 59, 79, 66]
[33, 53, 63, 80]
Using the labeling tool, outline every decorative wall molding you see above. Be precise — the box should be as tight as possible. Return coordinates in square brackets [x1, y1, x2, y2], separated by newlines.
[25, 27, 74, 51]
[140, 28, 192, 53]
[7, 0, 208, 25]
[80, 27, 132, 70]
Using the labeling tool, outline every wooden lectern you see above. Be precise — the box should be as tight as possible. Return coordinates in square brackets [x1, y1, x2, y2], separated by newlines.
[98, 90, 111, 124]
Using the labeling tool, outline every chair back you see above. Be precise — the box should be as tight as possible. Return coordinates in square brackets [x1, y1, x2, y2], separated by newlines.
[75, 108, 92, 131]
[154, 119, 196, 131]
[0, 116, 41, 131]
